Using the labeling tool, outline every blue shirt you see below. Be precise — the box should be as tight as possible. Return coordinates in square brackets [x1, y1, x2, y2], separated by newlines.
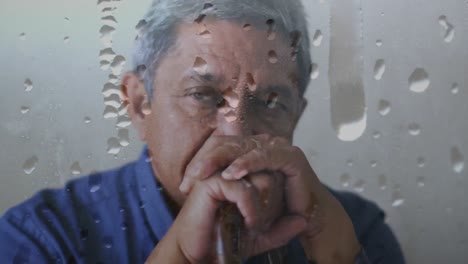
[0, 147, 405, 263]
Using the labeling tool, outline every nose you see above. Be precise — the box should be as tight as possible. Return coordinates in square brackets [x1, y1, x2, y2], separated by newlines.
[213, 111, 253, 136]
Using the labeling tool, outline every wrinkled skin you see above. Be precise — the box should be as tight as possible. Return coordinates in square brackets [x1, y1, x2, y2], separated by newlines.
[122, 18, 360, 263]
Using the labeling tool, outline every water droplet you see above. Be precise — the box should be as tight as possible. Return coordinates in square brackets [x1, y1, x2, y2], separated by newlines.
[102, 82, 120, 97]
[376, 39, 383, 47]
[225, 111, 237, 123]
[194, 13, 206, 24]
[193, 56, 208, 75]
[329, 0, 367, 142]
[80, 229, 89, 241]
[118, 129, 129, 147]
[451, 82, 459, 94]
[392, 191, 405, 207]
[64, 17, 70, 22]
[409, 68, 430, 93]
[266, 19, 276, 40]
[198, 28, 211, 38]
[451, 146, 465, 173]
[100, 61, 110, 70]
[99, 25, 116, 46]
[378, 174, 387, 190]
[19, 32, 26, 40]
[116, 115, 131, 128]
[102, 236, 113, 249]
[312, 30, 323, 47]
[203, 2, 214, 9]
[378, 100, 391, 116]
[438, 15, 455, 43]
[88, 174, 102, 193]
[408, 123, 421, 136]
[23, 156, 38, 175]
[336, 115, 367, 142]
[101, 7, 114, 17]
[121, 222, 128, 231]
[99, 48, 116, 70]
[93, 212, 101, 223]
[84, 116, 91, 124]
[243, 24, 251, 31]
[374, 59, 386, 80]
[110, 55, 126, 75]
[353, 179, 365, 192]
[142, 101, 152, 116]
[70, 162, 82, 175]
[340, 173, 350, 187]
[107, 137, 121, 154]
[24, 79, 33, 92]
[370, 160, 378, 168]
[268, 50, 278, 64]
[310, 63, 319, 79]
[99, 48, 116, 61]
[266, 93, 279, 109]
[135, 19, 148, 40]
[104, 94, 122, 108]
[246, 73, 257, 92]
[64, 36, 70, 44]
[373, 131, 382, 139]
[102, 15, 118, 27]
[20, 106, 30, 114]
[103, 105, 118, 119]
[417, 176, 425, 187]
[289, 31, 301, 61]
[223, 87, 240, 108]
[417, 156, 426, 168]
[346, 160, 354, 167]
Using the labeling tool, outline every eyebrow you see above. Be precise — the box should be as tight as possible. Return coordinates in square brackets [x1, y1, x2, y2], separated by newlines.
[187, 69, 217, 83]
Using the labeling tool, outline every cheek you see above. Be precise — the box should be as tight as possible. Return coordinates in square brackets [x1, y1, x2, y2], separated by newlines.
[146, 101, 215, 161]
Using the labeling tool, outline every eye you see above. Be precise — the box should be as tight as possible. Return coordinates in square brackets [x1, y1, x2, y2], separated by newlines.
[265, 92, 288, 111]
[186, 87, 223, 107]
[191, 92, 210, 101]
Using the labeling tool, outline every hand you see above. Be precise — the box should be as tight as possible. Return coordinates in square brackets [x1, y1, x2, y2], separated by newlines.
[180, 134, 361, 264]
[146, 173, 307, 263]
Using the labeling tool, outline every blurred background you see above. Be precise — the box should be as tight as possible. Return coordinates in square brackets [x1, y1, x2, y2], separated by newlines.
[0, 0, 467, 263]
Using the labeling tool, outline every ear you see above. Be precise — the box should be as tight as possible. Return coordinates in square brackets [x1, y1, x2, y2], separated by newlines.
[121, 72, 151, 141]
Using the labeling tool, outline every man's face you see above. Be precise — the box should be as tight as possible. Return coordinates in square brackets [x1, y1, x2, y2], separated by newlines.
[134, 19, 305, 204]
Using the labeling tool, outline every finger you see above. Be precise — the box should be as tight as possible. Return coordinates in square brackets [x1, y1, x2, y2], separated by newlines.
[202, 176, 262, 229]
[221, 145, 310, 181]
[242, 215, 308, 257]
[220, 146, 324, 217]
[180, 135, 282, 194]
[247, 172, 284, 230]
[180, 142, 244, 194]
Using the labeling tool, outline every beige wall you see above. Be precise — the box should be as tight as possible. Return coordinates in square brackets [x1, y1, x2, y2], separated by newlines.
[0, 0, 467, 263]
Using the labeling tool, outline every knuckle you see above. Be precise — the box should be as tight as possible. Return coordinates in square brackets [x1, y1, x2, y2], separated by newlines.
[201, 158, 219, 173]
[251, 147, 265, 157]
[225, 142, 242, 152]
[290, 145, 305, 157]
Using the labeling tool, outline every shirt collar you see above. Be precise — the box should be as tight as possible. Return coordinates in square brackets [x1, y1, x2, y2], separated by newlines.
[135, 146, 175, 241]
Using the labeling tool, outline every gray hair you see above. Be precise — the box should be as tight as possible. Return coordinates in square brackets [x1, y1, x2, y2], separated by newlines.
[132, 0, 312, 100]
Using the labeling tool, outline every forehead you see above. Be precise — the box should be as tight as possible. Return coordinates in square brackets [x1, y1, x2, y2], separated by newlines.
[162, 18, 298, 79]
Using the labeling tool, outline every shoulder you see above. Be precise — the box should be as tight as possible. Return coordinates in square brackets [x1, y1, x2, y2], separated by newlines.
[0, 161, 141, 261]
[3, 160, 139, 220]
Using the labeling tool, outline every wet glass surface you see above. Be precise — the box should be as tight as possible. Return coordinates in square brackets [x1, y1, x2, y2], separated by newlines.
[0, 0, 467, 263]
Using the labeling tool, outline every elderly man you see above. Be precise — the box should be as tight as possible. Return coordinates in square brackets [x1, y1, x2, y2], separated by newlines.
[0, 0, 405, 263]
